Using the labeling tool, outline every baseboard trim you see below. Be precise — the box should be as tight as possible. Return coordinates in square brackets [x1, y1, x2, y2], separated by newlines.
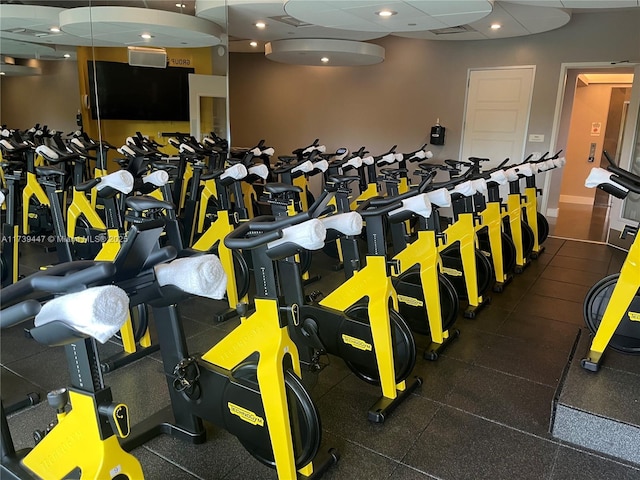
[559, 195, 593, 205]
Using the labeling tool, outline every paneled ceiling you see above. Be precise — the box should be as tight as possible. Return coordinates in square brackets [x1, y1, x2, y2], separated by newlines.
[1, 0, 639, 69]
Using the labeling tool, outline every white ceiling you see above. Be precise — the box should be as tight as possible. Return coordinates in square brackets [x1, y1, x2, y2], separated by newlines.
[0, 0, 639, 70]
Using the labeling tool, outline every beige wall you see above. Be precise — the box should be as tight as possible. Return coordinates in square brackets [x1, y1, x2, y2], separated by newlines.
[1, 59, 80, 133]
[229, 9, 640, 198]
[560, 83, 628, 203]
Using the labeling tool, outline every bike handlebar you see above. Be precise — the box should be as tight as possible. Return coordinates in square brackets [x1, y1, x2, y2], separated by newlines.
[1, 261, 117, 306]
[356, 196, 403, 217]
[1, 300, 42, 329]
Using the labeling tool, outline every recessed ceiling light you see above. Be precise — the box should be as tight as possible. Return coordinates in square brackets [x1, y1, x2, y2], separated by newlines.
[255, 22, 266, 29]
[63, 53, 71, 58]
[377, 10, 397, 17]
[140, 33, 153, 39]
[50, 27, 60, 33]
[175, 3, 186, 7]
[490, 23, 501, 30]
[249, 41, 258, 47]
[0, 72, 5, 76]
[321, 57, 329, 63]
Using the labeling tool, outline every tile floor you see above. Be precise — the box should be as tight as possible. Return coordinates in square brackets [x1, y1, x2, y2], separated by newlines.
[2, 234, 640, 480]
[548, 202, 610, 243]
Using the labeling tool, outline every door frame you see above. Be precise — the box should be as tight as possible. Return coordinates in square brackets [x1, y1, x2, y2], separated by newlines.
[188, 73, 228, 141]
[542, 61, 640, 241]
[459, 65, 536, 166]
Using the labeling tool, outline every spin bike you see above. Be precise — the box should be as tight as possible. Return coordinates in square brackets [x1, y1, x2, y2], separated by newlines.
[445, 157, 517, 292]
[258, 183, 421, 422]
[368, 170, 461, 360]
[117, 195, 339, 479]
[1, 262, 143, 479]
[581, 156, 640, 371]
[427, 165, 494, 318]
[33, 164, 160, 374]
[0, 131, 54, 237]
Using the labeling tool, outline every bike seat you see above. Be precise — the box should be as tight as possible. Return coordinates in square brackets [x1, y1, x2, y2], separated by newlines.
[328, 175, 359, 185]
[263, 183, 303, 195]
[0, 160, 24, 171]
[35, 166, 65, 177]
[150, 161, 178, 171]
[126, 195, 174, 212]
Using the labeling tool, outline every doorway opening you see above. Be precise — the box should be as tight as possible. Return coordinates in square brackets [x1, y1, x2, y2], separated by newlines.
[549, 67, 634, 242]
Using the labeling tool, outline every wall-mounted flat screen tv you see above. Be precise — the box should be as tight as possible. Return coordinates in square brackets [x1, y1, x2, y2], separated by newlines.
[87, 61, 194, 121]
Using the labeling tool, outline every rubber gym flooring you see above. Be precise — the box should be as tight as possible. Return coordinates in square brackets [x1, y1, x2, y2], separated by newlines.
[2, 237, 639, 479]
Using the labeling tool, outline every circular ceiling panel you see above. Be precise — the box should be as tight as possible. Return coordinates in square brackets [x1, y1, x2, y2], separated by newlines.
[283, 0, 493, 33]
[395, 1, 571, 40]
[265, 39, 385, 66]
[0, 4, 100, 49]
[59, 6, 223, 48]
[0, 63, 43, 77]
[0, 38, 56, 58]
[0, 4, 62, 33]
[197, 1, 386, 42]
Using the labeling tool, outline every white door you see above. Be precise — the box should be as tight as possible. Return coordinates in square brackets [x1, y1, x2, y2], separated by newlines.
[188, 73, 228, 141]
[460, 67, 535, 169]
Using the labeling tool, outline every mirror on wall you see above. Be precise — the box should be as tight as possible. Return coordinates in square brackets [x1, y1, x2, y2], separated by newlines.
[0, 1, 229, 160]
[0, 0, 91, 135]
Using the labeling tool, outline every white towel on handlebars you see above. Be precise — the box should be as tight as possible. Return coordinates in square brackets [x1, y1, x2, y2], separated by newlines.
[34, 286, 129, 344]
[553, 157, 566, 168]
[453, 180, 476, 197]
[291, 160, 314, 174]
[312, 160, 329, 173]
[378, 153, 395, 164]
[142, 170, 169, 188]
[343, 156, 362, 170]
[427, 188, 451, 208]
[505, 167, 519, 182]
[389, 193, 432, 219]
[221, 163, 248, 181]
[320, 212, 363, 236]
[489, 170, 508, 185]
[248, 164, 269, 179]
[118, 145, 136, 157]
[155, 255, 228, 300]
[268, 219, 327, 251]
[35, 145, 59, 160]
[98, 170, 135, 193]
[471, 179, 488, 196]
[584, 167, 629, 192]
